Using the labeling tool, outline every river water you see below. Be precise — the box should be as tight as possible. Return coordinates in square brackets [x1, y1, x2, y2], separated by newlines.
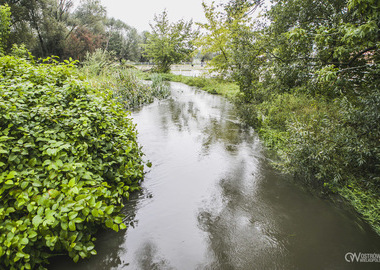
[51, 83, 380, 269]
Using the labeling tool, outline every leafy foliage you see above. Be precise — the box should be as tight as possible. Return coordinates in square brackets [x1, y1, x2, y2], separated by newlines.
[216, 0, 380, 233]
[195, 1, 252, 76]
[143, 10, 197, 73]
[1, 0, 142, 61]
[0, 55, 145, 269]
[150, 73, 171, 98]
[64, 25, 104, 61]
[0, 4, 10, 54]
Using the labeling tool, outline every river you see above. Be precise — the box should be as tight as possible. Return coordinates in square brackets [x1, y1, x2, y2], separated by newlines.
[50, 82, 380, 269]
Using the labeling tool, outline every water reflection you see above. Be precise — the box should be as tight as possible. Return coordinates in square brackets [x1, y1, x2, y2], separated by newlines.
[135, 241, 174, 270]
[50, 82, 380, 270]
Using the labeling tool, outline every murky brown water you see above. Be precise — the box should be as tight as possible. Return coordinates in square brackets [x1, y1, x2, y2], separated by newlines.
[50, 82, 380, 270]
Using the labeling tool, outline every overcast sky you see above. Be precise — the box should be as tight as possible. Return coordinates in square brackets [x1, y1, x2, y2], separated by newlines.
[99, 0, 221, 32]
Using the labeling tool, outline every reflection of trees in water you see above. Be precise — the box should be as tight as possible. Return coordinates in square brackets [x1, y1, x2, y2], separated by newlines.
[197, 159, 380, 269]
[196, 160, 287, 270]
[135, 241, 174, 270]
[155, 87, 257, 158]
[199, 118, 254, 157]
[49, 190, 145, 270]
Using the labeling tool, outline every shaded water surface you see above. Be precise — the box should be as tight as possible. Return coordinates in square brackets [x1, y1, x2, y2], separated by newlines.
[51, 83, 380, 269]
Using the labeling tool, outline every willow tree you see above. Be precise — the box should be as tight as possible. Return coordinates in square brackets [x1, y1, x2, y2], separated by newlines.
[143, 10, 197, 73]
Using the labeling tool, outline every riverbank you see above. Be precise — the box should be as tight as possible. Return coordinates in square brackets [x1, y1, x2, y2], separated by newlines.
[142, 73, 239, 99]
[156, 72, 380, 236]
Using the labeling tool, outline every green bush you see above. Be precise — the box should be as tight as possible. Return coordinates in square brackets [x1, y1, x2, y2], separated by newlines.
[0, 55, 145, 269]
[244, 89, 380, 233]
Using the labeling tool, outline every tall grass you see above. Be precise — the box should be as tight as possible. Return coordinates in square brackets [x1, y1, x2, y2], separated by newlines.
[151, 73, 171, 98]
[82, 49, 170, 109]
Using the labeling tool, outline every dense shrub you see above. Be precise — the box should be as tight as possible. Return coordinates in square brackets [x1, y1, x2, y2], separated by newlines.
[0, 55, 145, 269]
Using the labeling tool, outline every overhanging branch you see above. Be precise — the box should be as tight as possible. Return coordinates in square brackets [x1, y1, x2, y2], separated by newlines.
[348, 46, 377, 66]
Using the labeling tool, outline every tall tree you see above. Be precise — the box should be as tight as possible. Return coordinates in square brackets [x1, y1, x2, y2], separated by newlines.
[104, 18, 141, 61]
[63, 25, 103, 60]
[62, 0, 107, 60]
[143, 10, 197, 73]
[195, 2, 233, 74]
[1, 0, 75, 57]
[74, 0, 106, 34]
[195, 0, 265, 75]
[0, 4, 11, 54]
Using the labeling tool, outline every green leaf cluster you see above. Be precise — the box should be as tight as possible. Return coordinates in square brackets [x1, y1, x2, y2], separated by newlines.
[0, 4, 10, 54]
[0, 55, 144, 269]
[195, 1, 252, 76]
[143, 10, 197, 73]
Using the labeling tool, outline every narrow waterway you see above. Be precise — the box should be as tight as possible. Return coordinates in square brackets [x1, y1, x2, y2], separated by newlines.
[51, 82, 380, 270]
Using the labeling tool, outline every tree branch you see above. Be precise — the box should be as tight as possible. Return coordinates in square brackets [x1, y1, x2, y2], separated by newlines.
[348, 46, 377, 66]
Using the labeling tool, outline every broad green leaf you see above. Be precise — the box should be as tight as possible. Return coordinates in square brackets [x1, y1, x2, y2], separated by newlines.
[91, 209, 99, 218]
[105, 205, 114, 215]
[6, 171, 16, 179]
[48, 189, 60, 198]
[32, 215, 43, 227]
[20, 238, 29, 245]
[4, 180, 14, 185]
[112, 224, 119, 232]
[105, 219, 113, 228]
[29, 231, 38, 239]
[114, 216, 123, 224]
[68, 212, 78, 220]
[61, 222, 68, 231]
[69, 221, 76, 231]
[68, 178, 76, 188]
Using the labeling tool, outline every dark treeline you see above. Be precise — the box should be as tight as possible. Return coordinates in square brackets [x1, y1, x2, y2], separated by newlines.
[0, 0, 147, 61]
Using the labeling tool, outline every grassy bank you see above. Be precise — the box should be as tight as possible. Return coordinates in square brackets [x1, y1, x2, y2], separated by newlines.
[142, 72, 239, 99]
